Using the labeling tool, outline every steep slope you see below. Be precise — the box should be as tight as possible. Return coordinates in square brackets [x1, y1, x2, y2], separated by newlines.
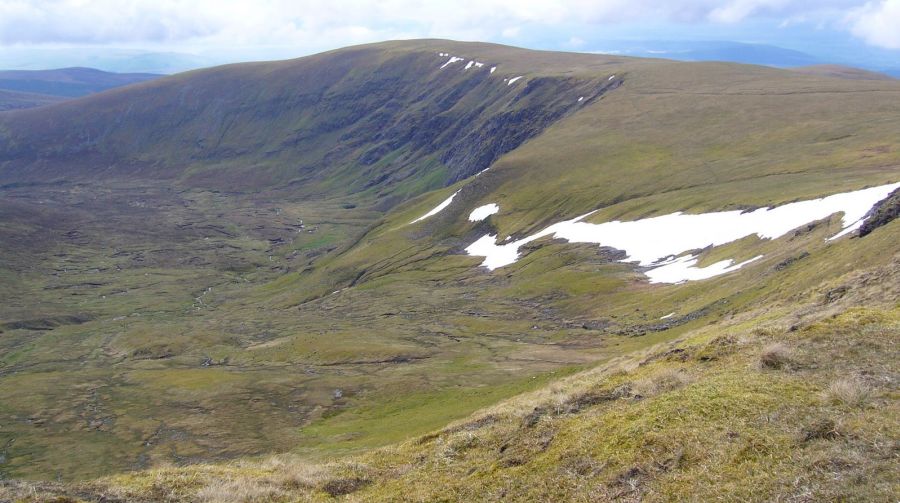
[0, 68, 161, 98]
[0, 40, 898, 487]
[0, 41, 624, 202]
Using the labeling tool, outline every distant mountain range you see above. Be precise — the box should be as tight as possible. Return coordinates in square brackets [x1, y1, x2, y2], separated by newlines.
[593, 40, 900, 77]
[596, 40, 821, 67]
[1, 39, 898, 78]
[0, 67, 161, 97]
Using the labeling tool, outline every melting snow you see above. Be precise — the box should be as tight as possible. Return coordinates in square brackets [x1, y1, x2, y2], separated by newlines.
[440, 56, 464, 69]
[645, 254, 764, 283]
[475, 62, 485, 68]
[469, 203, 500, 222]
[508, 76, 523, 85]
[464, 182, 899, 282]
[412, 190, 460, 223]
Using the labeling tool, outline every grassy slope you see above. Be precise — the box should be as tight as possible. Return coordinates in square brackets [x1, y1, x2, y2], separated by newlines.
[5, 240, 896, 502]
[0, 41, 627, 199]
[1, 40, 899, 488]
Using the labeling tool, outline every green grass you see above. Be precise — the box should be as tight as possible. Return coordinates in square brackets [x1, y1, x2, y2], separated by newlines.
[295, 366, 582, 456]
[1, 39, 899, 489]
[8, 293, 893, 502]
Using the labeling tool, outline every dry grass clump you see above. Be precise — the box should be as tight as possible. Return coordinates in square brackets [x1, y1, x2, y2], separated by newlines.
[191, 457, 342, 502]
[799, 418, 842, 442]
[261, 456, 328, 490]
[632, 367, 692, 397]
[822, 377, 871, 408]
[196, 479, 282, 503]
[758, 342, 793, 369]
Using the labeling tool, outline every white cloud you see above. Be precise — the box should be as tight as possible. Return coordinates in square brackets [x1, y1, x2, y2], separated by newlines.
[501, 26, 521, 38]
[0, 0, 892, 56]
[709, 0, 791, 23]
[849, 0, 900, 48]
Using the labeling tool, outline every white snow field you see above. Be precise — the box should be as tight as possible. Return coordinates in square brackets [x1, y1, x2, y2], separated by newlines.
[411, 190, 460, 223]
[465, 182, 899, 283]
[469, 203, 500, 222]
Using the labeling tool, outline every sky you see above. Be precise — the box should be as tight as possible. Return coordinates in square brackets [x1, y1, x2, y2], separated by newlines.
[0, 0, 898, 73]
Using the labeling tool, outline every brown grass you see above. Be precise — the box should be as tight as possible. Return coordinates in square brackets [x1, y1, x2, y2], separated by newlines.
[823, 377, 870, 407]
[758, 342, 793, 369]
[631, 367, 693, 397]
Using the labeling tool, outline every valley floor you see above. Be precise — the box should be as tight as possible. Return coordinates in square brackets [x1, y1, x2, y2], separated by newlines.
[2, 252, 898, 502]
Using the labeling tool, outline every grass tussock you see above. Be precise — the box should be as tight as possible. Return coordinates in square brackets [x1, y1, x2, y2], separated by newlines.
[758, 342, 794, 369]
[196, 480, 282, 503]
[823, 377, 870, 408]
[631, 367, 693, 398]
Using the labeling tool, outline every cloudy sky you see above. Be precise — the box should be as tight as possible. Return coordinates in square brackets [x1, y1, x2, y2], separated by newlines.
[1, 0, 898, 73]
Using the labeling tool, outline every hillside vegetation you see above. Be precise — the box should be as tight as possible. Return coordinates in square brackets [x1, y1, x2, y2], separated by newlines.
[3, 255, 898, 501]
[0, 40, 897, 499]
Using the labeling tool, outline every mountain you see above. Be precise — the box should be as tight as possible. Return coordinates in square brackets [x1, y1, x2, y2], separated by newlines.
[0, 40, 898, 500]
[0, 67, 162, 98]
[0, 43, 622, 198]
[0, 88, 64, 111]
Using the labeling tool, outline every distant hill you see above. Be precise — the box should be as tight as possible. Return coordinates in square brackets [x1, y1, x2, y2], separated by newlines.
[0, 67, 161, 98]
[0, 88, 64, 111]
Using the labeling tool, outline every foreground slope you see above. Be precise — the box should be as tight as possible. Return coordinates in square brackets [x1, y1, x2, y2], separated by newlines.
[0, 40, 898, 487]
[4, 253, 898, 501]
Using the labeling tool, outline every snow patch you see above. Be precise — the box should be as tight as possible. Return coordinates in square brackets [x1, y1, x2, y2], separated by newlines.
[469, 203, 500, 222]
[475, 62, 484, 68]
[645, 254, 764, 284]
[490, 66, 496, 74]
[464, 182, 899, 283]
[578, 96, 584, 102]
[411, 190, 460, 223]
[507, 76, 523, 85]
[660, 312, 675, 320]
[608, 75, 616, 81]
[464, 60, 475, 70]
[440, 56, 464, 69]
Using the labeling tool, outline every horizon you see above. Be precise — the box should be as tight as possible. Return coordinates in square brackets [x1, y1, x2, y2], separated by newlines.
[0, 1, 898, 75]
